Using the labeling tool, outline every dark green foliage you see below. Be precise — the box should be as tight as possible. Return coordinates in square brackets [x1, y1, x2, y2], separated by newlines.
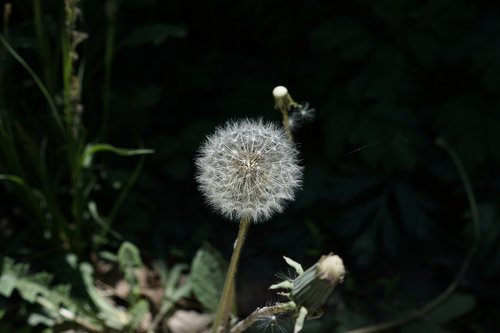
[1, 0, 500, 332]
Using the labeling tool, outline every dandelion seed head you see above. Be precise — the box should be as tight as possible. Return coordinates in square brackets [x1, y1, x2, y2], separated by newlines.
[195, 119, 302, 223]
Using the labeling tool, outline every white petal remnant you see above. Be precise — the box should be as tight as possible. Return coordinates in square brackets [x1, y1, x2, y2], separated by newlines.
[317, 254, 345, 284]
[195, 119, 302, 223]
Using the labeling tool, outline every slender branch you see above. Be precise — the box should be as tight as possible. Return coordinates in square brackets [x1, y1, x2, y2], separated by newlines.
[211, 219, 251, 333]
[345, 138, 481, 333]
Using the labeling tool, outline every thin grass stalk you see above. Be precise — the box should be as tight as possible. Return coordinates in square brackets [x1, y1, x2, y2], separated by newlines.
[60, 0, 89, 251]
[104, 156, 145, 237]
[14, 123, 69, 243]
[100, 0, 117, 140]
[0, 34, 63, 133]
[33, 0, 54, 94]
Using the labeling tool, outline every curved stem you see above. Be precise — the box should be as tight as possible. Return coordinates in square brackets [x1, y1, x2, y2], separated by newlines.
[345, 138, 481, 333]
[211, 219, 251, 333]
[230, 302, 296, 333]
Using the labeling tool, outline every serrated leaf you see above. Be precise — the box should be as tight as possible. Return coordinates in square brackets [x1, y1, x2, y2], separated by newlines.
[128, 299, 149, 330]
[150, 262, 191, 332]
[426, 293, 476, 324]
[190, 243, 228, 312]
[0, 257, 102, 330]
[117, 241, 143, 270]
[80, 263, 130, 330]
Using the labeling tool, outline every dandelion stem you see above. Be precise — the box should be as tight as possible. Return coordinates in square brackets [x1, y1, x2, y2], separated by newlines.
[230, 302, 296, 333]
[211, 218, 251, 333]
[273, 86, 299, 141]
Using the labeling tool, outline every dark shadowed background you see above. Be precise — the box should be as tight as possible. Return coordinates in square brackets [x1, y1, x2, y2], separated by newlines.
[1, 0, 500, 332]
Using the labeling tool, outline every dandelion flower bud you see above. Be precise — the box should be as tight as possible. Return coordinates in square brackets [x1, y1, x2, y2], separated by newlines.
[290, 253, 345, 312]
[195, 119, 302, 223]
[317, 254, 345, 284]
[272, 86, 288, 99]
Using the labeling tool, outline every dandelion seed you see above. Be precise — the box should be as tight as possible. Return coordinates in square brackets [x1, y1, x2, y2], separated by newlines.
[297, 102, 315, 120]
[255, 312, 292, 333]
[195, 119, 302, 223]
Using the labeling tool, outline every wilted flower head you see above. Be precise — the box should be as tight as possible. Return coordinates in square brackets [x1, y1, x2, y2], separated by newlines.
[195, 119, 302, 223]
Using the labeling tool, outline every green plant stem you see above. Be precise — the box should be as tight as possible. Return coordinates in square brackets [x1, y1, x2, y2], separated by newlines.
[106, 156, 145, 235]
[230, 302, 296, 333]
[211, 219, 250, 333]
[345, 138, 481, 333]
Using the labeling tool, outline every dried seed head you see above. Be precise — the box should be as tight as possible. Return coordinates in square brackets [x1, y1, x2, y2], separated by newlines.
[195, 119, 302, 223]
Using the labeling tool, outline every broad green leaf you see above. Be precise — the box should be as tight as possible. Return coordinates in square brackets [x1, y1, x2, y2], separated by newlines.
[190, 243, 228, 312]
[0, 257, 102, 330]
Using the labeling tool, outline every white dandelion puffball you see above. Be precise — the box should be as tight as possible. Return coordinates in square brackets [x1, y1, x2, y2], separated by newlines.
[196, 119, 302, 223]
